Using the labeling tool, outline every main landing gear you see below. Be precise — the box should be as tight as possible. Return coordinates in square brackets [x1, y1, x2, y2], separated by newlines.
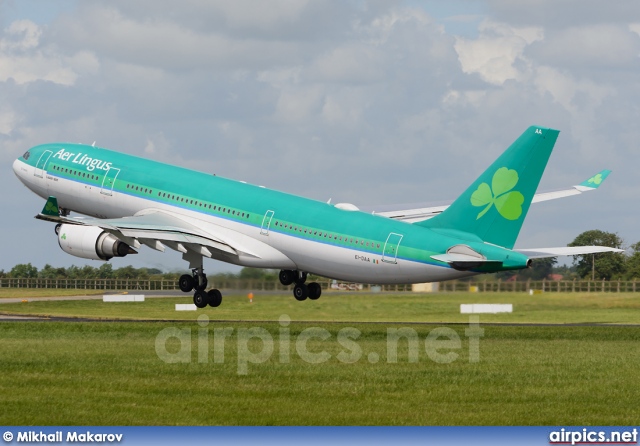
[279, 269, 322, 301]
[178, 267, 222, 308]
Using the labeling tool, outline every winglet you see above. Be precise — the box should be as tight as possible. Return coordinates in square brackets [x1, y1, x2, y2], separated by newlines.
[578, 170, 611, 189]
[41, 196, 60, 217]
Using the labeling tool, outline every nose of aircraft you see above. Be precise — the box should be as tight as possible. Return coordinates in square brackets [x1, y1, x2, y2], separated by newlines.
[12, 156, 27, 184]
[12, 157, 20, 176]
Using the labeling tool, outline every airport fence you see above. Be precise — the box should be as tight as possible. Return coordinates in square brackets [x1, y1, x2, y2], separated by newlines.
[437, 279, 640, 293]
[0, 278, 334, 292]
[0, 277, 639, 293]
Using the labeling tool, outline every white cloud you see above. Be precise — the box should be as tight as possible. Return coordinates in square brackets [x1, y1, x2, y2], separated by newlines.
[274, 85, 324, 123]
[487, 0, 640, 28]
[528, 24, 640, 69]
[111, 0, 349, 38]
[307, 44, 385, 84]
[533, 66, 613, 112]
[0, 19, 98, 85]
[50, 3, 343, 72]
[454, 20, 543, 85]
[0, 20, 41, 51]
[321, 89, 365, 128]
[0, 109, 17, 135]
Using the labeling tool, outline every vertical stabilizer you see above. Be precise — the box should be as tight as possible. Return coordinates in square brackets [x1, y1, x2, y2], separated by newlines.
[417, 126, 559, 249]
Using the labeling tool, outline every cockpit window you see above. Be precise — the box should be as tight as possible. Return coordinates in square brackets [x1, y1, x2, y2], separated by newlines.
[23, 151, 30, 160]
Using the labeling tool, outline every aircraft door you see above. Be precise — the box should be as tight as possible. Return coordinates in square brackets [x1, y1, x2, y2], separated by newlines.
[34, 150, 53, 178]
[382, 232, 403, 264]
[260, 210, 274, 235]
[100, 167, 121, 196]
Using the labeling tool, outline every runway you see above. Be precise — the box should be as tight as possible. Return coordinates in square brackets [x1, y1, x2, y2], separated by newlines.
[0, 312, 638, 327]
[0, 291, 180, 304]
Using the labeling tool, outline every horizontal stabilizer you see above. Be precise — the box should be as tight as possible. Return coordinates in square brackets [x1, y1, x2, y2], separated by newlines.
[431, 253, 503, 271]
[515, 246, 624, 259]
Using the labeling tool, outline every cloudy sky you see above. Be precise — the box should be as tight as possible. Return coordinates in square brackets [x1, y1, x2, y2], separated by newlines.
[2, 0, 639, 274]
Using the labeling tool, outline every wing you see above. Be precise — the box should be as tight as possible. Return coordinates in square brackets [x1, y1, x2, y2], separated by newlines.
[373, 170, 611, 223]
[36, 197, 293, 268]
[515, 246, 624, 259]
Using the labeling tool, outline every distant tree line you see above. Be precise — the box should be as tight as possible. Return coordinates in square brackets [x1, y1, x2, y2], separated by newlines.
[0, 262, 286, 282]
[1, 230, 638, 282]
[0, 263, 174, 280]
[496, 229, 636, 281]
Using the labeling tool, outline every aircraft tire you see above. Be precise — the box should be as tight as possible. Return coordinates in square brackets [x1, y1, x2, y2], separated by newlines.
[193, 290, 209, 308]
[179, 274, 195, 293]
[208, 289, 222, 307]
[308, 282, 321, 300]
[293, 283, 308, 301]
[279, 270, 295, 286]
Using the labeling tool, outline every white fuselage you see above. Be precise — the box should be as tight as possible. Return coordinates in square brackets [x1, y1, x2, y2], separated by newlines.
[13, 157, 469, 284]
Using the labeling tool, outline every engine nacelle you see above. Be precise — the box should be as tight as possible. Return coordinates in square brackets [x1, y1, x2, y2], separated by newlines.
[57, 224, 136, 261]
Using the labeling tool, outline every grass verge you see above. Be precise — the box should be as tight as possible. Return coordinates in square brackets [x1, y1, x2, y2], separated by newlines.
[0, 321, 637, 425]
[1, 291, 639, 324]
[0, 289, 104, 299]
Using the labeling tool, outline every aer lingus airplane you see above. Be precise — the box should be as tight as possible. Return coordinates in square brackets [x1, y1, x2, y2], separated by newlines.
[13, 125, 619, 308]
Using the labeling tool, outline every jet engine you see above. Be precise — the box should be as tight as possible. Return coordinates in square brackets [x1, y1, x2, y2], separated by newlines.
[57, 224, 136, 261]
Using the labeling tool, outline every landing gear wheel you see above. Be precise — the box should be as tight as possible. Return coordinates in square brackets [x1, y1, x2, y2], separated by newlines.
[293, 283, 308, 301]
[193, 290, 209, 308]
[308, 282, 322, 300]
[195, 276, 208, 291]
[294, 271, 308, 285]
[207, 289, 222, 307]
[179, 274, 195, 293]
[279, 270, 295, 286]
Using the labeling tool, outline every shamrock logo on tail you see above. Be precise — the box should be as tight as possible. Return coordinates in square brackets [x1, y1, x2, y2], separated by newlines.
[587, 174, 603, 185]
[470, 167, 524, 221]
[45, 201, 58, 214]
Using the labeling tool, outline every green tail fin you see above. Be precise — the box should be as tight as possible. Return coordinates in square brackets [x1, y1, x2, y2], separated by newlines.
[417, 126, 559, 249]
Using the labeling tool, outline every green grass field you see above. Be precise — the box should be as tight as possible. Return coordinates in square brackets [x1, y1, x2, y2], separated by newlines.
[1, 321, 638, 425]
[1, 291, 639, 425]
[1, 290, 639, 324]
